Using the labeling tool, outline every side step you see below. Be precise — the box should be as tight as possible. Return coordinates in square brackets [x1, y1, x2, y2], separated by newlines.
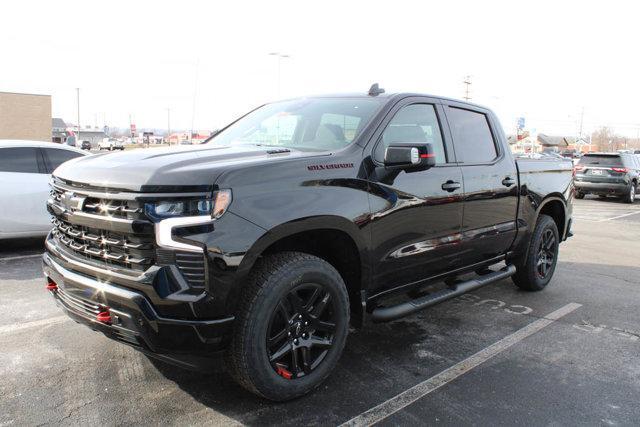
[370, 264, 517, 323]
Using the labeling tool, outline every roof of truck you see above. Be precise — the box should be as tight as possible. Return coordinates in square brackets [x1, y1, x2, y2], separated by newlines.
[276, 91, 492, 111]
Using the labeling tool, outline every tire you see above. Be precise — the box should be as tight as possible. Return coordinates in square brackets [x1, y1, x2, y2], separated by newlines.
[512, 214, 560, 291]
[575, 192, 585, 199]
[623, 184, 636, 204]
[226, 252, 350, 401]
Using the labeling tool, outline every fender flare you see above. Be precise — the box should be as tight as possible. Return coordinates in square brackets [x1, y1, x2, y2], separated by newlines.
[235, 215, 370, 285]
[534, 194, 568, 236]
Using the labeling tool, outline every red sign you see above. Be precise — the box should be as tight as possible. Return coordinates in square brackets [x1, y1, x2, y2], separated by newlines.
[130, 124, 137, 134]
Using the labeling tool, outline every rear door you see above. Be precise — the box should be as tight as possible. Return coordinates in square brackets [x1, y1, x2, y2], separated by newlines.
[442, 102, 519, 266]
[0, 147, 51, 237]
[367, 97, 465, 295]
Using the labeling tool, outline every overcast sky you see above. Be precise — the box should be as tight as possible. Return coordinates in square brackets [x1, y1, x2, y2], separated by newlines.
[2, 0, 639, 136]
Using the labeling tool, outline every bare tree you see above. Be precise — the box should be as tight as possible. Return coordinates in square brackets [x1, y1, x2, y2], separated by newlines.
[591, 127, 615, 151]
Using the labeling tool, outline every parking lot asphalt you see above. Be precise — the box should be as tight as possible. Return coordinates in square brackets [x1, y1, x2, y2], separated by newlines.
[1, 196, 640, 426]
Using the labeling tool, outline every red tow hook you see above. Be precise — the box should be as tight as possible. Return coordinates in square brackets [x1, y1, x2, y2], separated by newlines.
[96, 309, 112, 325]
[46, 278, 58, 291]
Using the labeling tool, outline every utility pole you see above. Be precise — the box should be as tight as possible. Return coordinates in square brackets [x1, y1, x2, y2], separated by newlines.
[76, 88, 81, 142]
[190, 59, 200, 144]
[463, 75, 472, 101]
[268, 52, 291, 98]
[578, 106, 585, 139]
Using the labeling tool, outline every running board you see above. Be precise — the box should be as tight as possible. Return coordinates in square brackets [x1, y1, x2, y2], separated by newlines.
[370, 264, 517, 323]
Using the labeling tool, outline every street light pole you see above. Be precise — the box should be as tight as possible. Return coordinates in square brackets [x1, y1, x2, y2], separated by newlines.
[76, 88, 81, 143]
[268, 52, 290, 98]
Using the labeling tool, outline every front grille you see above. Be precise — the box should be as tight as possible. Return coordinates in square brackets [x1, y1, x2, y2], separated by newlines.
[50, 186, 145, 220]
[51, 218, 154, 271]
[48, 181, 156, 273]
[48, 178, 209, 289]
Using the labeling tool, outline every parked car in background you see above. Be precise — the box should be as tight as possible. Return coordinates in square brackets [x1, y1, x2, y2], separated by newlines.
[574, 153, 640, 203]
[0, 140, 87, 239]
[561, 149, 582, 159]
[98, 138, 124, 151]
[80, 140, 92, 150]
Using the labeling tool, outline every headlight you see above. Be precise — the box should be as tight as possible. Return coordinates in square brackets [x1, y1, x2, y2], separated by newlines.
[145, 189, 232, 221]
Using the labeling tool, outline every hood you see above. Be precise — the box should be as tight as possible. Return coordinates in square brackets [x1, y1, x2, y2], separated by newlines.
[53, 144, 325, 192]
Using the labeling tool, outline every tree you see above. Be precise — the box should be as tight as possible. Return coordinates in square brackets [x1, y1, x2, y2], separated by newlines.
[590, 127, 615, 152]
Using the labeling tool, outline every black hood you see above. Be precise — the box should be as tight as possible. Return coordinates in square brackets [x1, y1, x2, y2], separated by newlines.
[54, 144, 324, 192]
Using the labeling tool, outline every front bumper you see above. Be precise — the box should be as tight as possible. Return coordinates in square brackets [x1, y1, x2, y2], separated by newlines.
[575, 181, 628, 195]
[43, 251, 234, 370]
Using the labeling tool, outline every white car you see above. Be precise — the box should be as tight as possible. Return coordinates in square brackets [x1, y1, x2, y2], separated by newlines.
[0, 140, 87, 239]
[98, 138, 124, 151]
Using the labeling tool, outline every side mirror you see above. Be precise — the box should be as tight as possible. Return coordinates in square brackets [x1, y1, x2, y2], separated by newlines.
[384, 142, 436, 171]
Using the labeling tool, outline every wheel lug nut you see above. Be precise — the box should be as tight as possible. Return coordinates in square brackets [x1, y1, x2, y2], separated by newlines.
[294, 339, 299, 345]
[298, 315, 302, 319]
[304, 321, 308, 326]
[288, 332, 291, 336]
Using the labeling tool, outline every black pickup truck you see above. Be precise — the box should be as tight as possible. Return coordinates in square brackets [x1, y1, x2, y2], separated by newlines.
[44, 86, 574, 401]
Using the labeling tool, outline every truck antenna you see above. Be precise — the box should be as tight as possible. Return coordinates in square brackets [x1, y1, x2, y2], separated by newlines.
[368, 83, 385, 96]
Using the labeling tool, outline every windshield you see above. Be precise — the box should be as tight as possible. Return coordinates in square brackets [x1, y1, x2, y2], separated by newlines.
[206, 98, 383, 151]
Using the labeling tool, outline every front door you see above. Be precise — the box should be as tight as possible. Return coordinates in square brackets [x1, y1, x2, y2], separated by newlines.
[367, 99, 465, 296]
[442, 102, 519, 265]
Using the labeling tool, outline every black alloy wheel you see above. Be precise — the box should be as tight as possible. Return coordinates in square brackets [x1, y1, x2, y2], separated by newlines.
[226, 252, 349, 401]
[535, 229, 556, 279]
[512, 214, 559, 291]
[266, 283, 336, 380]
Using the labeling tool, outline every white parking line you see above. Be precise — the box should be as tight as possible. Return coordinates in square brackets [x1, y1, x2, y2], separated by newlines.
[0, 253, 42, 262]
[341, 302, 582, 427]
[602, 211, 640, 221]
[0, 316, 68, 335]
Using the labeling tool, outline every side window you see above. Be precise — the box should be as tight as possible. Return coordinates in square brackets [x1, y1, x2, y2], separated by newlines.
[0, 147, 40, 173]
[446, 107, 497, 164]
[376, 104, 447, 164]
[42, 148, 83, 173]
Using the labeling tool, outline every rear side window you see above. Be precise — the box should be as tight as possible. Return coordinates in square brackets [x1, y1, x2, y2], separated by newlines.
[42, 148, 83, 172]
[0, 147, 40, 173]
[578, 155, 623, 167]
[447, 107, 497, 163]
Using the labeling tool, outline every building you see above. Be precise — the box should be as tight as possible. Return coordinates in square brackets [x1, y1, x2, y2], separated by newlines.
[0, 91, 52, 141]
[537, 134, 572, 152]
[52, 118, 68, 143]
[166, 131, 213, 145]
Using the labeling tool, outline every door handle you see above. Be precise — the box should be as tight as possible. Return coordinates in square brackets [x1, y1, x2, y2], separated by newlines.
[441, 180, 461, 192]
[502, 177, 517, 187]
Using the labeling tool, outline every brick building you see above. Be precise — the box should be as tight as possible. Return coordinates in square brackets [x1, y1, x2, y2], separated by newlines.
[0, 91, 52, 141]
